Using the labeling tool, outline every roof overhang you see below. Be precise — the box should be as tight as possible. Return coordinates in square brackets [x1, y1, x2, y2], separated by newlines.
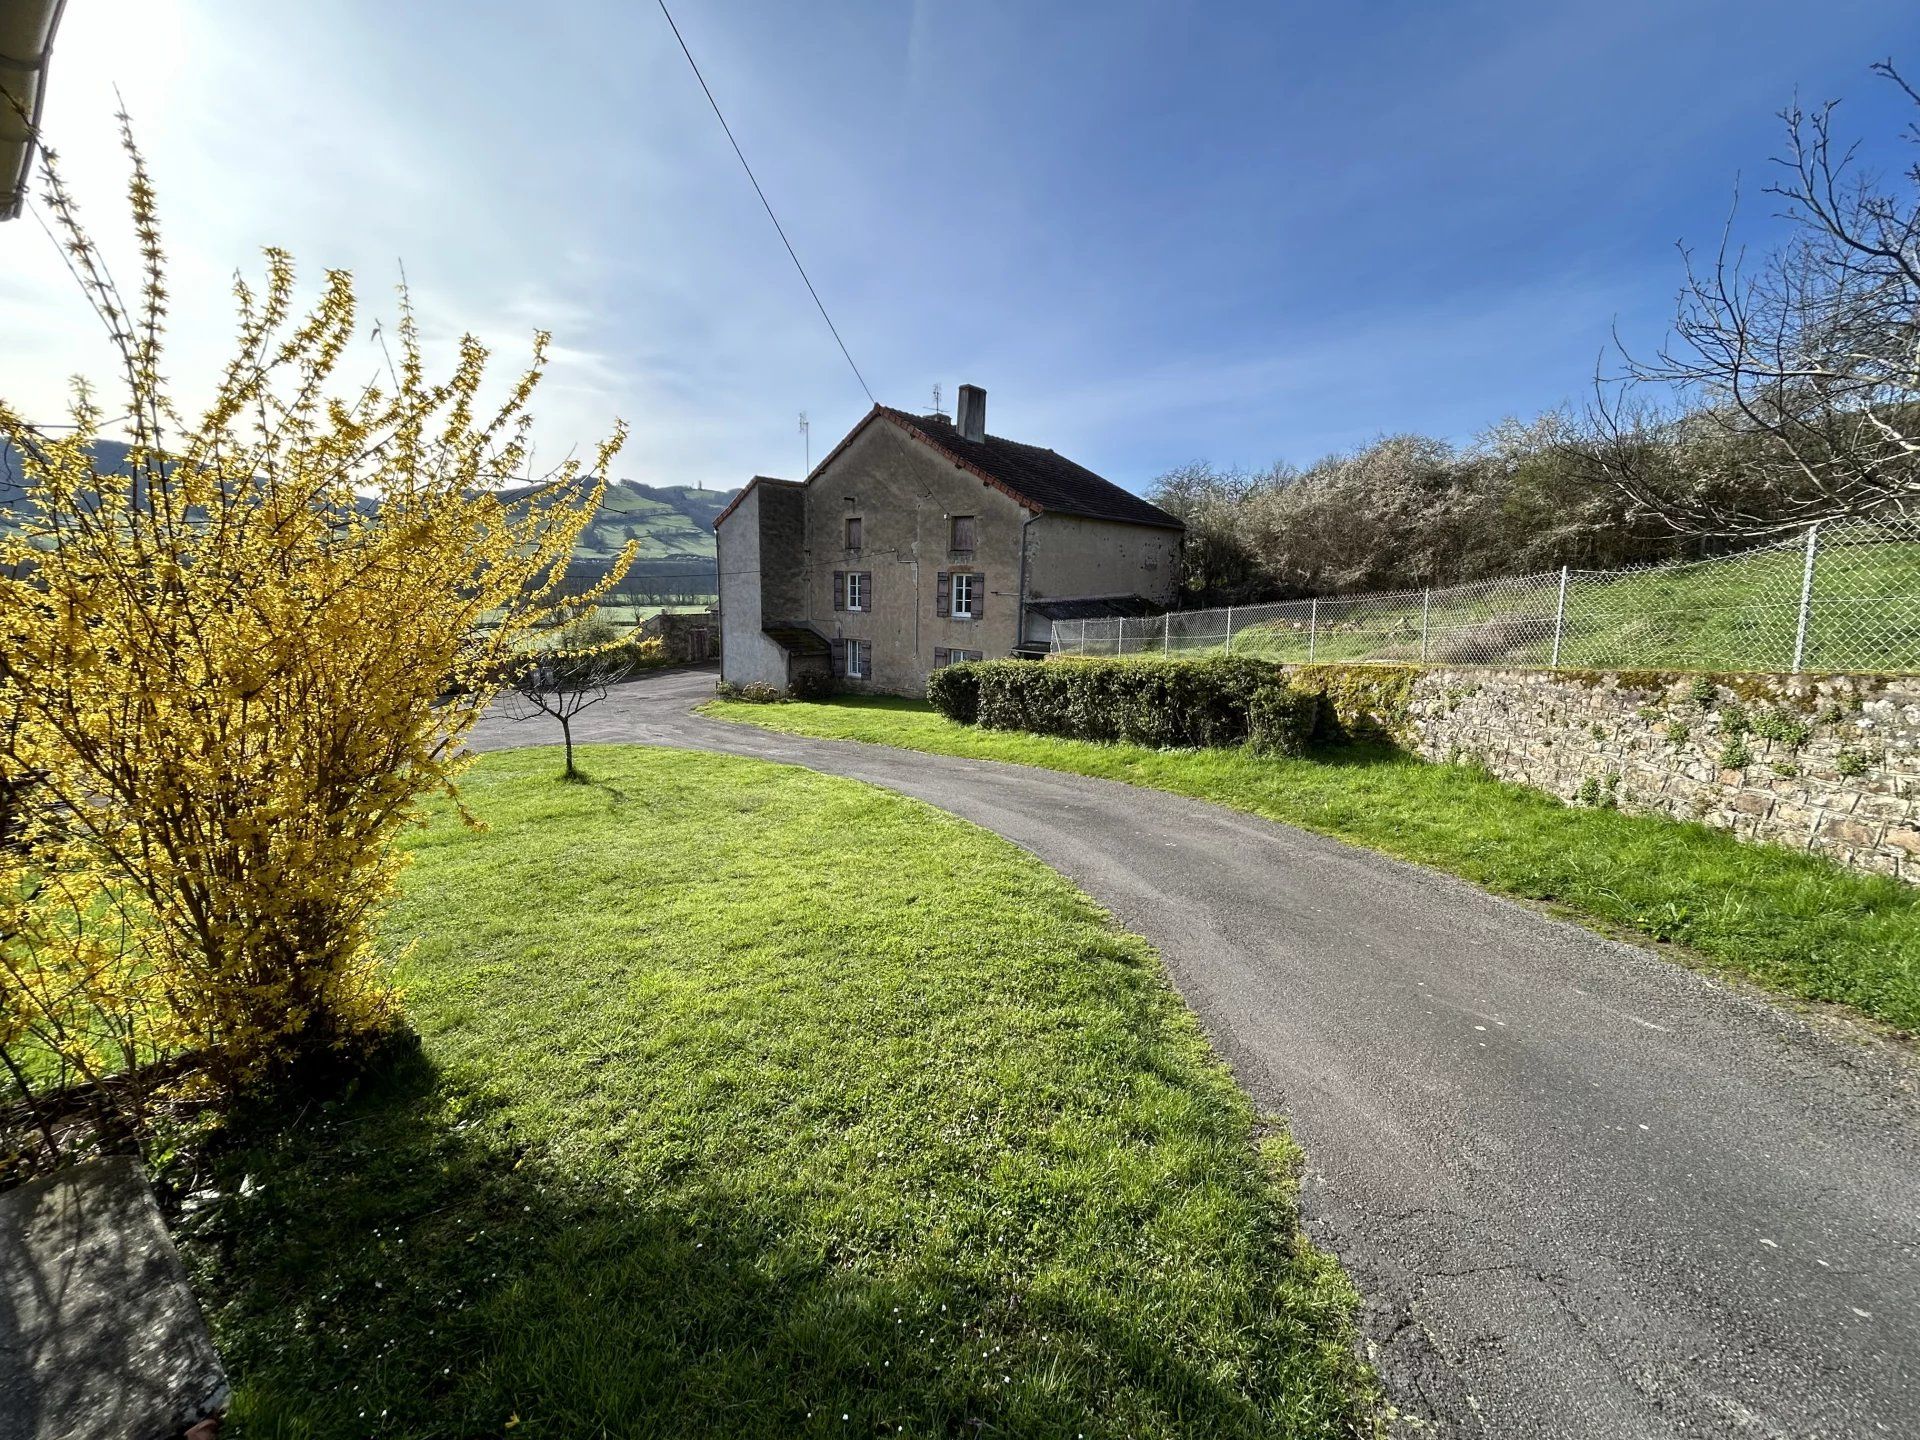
[0, 0, 67, 221]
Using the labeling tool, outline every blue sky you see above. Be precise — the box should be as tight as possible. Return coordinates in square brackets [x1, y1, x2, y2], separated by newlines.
[4, 1, 1916, 494]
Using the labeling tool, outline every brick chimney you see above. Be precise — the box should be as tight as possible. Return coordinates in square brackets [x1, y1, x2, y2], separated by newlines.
[955, 384, 986, 443]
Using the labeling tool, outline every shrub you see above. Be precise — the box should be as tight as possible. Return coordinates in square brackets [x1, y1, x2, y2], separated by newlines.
[0, 129, 630, 1100]
[715, 681, 785, 704]
[1248, 683, 1317, 756]
[974, 656, 1278, 748]
[788, 668, 836, 702]
[926, 662, 982, 724]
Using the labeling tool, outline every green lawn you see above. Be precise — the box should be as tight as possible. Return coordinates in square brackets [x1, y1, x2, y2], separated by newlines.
[184, 746, 1371, 1438]
[703, 697, 1920, 1034]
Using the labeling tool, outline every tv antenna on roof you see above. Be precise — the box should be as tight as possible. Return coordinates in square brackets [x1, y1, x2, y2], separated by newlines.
[799, 411, 810, 473]
[930, 383, 947, 419]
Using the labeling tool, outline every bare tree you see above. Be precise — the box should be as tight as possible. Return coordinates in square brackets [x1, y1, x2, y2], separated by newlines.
[502, 616, 633, 780]
[1596, 60, 1920, 535]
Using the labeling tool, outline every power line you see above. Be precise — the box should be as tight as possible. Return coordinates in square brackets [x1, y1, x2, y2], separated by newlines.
[653, 0, 876, 406]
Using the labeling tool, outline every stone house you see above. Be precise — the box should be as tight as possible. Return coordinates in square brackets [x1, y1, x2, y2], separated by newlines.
[636, 608, 718, 664]
[714, 385, 1183, 696]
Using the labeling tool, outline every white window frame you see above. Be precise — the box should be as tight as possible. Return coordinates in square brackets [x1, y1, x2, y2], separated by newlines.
[951, 571, 977, 619]
[846, 571, 867, 612]
[845, 639, 865, 678]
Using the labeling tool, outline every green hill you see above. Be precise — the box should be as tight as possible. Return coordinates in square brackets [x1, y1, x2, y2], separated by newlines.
[2, 444, 737, 601]
[497, 478, 736, 600]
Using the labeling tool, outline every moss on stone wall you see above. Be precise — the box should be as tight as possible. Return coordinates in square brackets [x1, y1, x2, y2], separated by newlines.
[1282, 664, 1420, 743]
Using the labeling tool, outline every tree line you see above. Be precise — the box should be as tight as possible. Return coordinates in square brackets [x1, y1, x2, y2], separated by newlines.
[1153, 61, 1920, 605]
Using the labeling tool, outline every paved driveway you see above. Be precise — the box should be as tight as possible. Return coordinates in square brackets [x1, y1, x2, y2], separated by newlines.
[470, 669, 1920, 1438]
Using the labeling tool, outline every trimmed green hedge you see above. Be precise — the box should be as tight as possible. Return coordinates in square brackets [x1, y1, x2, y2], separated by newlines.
[1249, 682, 1318, 755]
[924, 656, 1310, 752]
[925, 662, 981, 725]
[924, 656, 1423, 754]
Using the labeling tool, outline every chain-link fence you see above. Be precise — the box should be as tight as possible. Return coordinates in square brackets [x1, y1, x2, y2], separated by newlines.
[1052, 514, 1920, 674]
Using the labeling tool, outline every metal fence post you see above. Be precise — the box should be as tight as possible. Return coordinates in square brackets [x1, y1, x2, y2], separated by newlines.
[1791, 522, 1821, 673]
[1308, 598, 1318, 662]
[1550, 566, 1569, 667]
[1420, 588, 1431, 662]
[1164, 611, 1172, 654]
[1225, 605, 1234, 655]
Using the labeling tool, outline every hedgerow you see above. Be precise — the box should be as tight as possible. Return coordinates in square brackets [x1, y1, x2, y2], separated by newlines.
[927, 656, 1310, 753]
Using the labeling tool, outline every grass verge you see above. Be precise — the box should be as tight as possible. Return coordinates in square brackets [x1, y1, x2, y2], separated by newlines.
[182, 745, 1371, 1438]
[703, 696, 1920, 1033]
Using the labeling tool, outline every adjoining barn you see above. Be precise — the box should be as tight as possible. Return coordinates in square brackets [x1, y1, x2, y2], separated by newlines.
[636, 608, 719, 664]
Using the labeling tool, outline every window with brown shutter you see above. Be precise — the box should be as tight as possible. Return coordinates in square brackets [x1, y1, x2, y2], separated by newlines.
[949, 515, 975, 557]
[933, 647, 950, 668]
[950, 571, 980, 620]
[843, 639, 865, 679]
[846, 571, 868, 612]
[845, 516, 862, 552]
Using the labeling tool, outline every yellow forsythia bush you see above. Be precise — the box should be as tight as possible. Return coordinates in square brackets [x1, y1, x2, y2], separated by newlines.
[0, 120, 632, 1097]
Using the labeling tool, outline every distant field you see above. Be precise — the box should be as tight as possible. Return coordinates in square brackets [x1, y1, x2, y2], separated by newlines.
[598, 600, 717, 629]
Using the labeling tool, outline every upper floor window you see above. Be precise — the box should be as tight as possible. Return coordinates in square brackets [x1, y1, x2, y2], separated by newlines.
[846, 571, 868, 612]
[845, 516, 863, 551]
[951, 570, 977, 619]
[949, 515, 975, 556]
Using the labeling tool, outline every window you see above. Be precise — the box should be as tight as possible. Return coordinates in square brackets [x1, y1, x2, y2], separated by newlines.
[833, 571, 871, 612]
[951, 570, 977, 619]
[845, 516, 862, 551]
[935, 648, 981, 666]
[949, 514, 975, 556]
[844, 639, 869, 679]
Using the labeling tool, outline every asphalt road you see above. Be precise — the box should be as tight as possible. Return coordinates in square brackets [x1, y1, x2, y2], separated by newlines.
[470, 669, 1920, 1438]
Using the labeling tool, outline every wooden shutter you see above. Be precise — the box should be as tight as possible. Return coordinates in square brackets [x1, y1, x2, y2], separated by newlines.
[860, 571, 872, 610]
[860, 642, 872, 678]
[833, 572, 846, 611]
[831, 640, 847, 676]
[936, 570, 950, 617]
[970, 573, 985, 622]
[934, 647, 949, 668]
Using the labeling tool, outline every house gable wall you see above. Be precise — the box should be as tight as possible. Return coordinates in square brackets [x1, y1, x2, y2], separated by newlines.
[806, 419, 1030, 695]
[715, 484, 790, 689]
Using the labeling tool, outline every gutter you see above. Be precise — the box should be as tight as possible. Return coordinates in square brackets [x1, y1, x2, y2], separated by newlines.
[0, 0, 68, 221]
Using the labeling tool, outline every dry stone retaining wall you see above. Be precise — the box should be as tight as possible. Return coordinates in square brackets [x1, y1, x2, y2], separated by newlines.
[1400, 668, 1920, 881]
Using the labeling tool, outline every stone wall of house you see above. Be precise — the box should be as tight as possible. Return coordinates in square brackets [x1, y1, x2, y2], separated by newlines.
[1402, 668, 1920, 881]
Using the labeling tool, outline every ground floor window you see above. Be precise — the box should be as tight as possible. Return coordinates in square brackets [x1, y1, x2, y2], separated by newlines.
[933, 648, 983, 667]
[843, 639, 870, 678]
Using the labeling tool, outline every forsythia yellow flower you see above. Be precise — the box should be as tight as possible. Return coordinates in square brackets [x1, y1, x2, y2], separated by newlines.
[0, 119, 633, 1097]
